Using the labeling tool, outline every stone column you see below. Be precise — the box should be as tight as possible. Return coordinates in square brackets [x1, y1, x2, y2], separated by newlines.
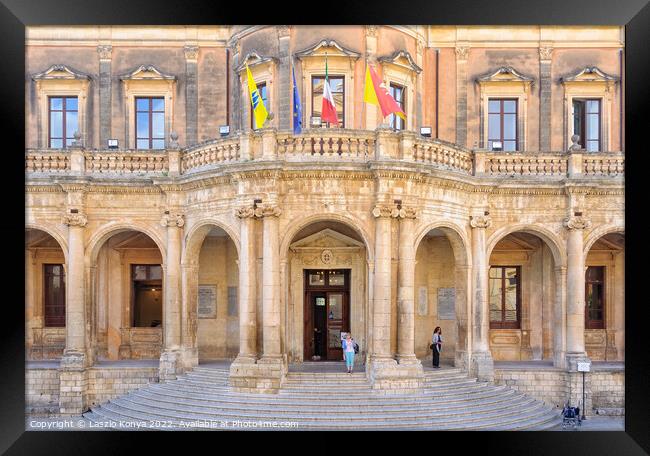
[396, 206, 418, 364]
[455, 45, 470, 148]
[159, 212, 184, 381]
[234, 206, 258, 361]
[184, 45, 199, 146]
[564, 215, 591, 370]
[59, 210, 88, 415]
[371, 205, 393, 361]
[259, 204, 282, 359]
[180, 262, 199, 370]
[554, 265, 567, 368]
[469, 213, 494, 381]
[97, 45, 112, 148]
[539, 46, 553, 151]
[277, 26, 291, 131]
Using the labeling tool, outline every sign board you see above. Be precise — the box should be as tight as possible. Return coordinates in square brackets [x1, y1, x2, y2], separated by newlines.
[198, 285, 217, 319]
[577, 362, 591, 372]
[418, 286, 428, 316]
[437, 288, 456, 320]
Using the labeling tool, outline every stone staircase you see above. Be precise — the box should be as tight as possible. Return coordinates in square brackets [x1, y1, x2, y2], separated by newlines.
[83, 364, 561, 430]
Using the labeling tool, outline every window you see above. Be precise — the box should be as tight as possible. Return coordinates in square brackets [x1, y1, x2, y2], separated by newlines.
[573, 99, 601, 152]
[135, 97, 165, 150]
[250, 82, 269, 130]
[131, 264, 163, 327]
[43, 264, 66, 327]
[48, 97, 78, 149]
[488, 99, 518, 151]
[389, 83, 405, 130]
[489, 266, 521, 329]
[585, 266, 605, 329]
[312, 75, 344, 127]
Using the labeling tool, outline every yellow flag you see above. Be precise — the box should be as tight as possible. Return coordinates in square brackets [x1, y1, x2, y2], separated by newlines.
[246, 65, 268, 129]
[363, 65, 379, 106]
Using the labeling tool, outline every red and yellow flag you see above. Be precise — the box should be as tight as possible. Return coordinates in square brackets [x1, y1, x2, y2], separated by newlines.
[363, 64, 406, 120]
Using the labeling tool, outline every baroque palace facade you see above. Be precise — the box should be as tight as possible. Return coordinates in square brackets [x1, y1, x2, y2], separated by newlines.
[25, 25, 624, 417]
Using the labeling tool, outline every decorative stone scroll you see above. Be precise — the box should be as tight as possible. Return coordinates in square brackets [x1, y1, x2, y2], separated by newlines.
[235, 206, 256, 218]
[394, 206, 418, 219]
[564, 215, 592, 231]
[372, 205, 394, 218]
[160, 213, 185, 228]
[469, 214, 492, 229]
[62, 213, 87, 227]
[254, 204, 282, 218]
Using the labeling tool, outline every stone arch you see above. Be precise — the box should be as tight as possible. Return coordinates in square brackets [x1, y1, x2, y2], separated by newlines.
[86, 221, 166, 266]
[414, 220, 472, 267]
[486, 223, 566, 268]
[25, 223, 69, 263]
[182, 217, 240, 266]
[280, 212, 374, 262]
[583, 224, 625, 256]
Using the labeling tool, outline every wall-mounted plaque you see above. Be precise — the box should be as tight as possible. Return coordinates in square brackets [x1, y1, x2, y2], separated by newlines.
[418, 286, 428, 316]
[437, 287, 456, 320]
[198, 285, 217, 319]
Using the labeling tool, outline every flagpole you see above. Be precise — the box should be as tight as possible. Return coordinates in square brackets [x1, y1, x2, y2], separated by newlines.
[361, 59, 366, 131]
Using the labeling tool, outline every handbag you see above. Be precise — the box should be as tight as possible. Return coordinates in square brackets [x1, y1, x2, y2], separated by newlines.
[429, 343, 434, 350]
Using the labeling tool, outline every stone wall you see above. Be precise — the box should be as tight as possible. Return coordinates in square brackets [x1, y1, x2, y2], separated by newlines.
[26, 367, 60, 416]
[591, 370, 625, 415]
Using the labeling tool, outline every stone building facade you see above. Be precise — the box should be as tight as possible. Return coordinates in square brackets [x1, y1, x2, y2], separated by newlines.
[25, 26, 624, 416]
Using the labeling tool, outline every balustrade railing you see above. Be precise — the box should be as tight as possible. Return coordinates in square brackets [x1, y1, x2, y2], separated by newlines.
[583, 154, 625, 177]
[412, 138, 473, 174]
[277, 129, 374, 161]
[182, 138, 241, 173]
[482, 153, 568, 176]
[85, 151, 168, 174]
[25, 151, 70, 173]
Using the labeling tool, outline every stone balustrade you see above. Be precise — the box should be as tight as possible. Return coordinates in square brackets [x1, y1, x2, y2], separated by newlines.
[25, 130, 625, 180]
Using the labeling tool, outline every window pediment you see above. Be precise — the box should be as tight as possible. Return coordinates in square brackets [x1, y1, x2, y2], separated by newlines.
[476, 66, 534, 86]
[234, 51, 278, 74]
[378, 50, 422, 74]
[119, 65, 176, 81]
[290, 229, 364, 252]
[294, 39, 361, 61]
[561, 66, 618, 85]
[32, 64, 91, 81]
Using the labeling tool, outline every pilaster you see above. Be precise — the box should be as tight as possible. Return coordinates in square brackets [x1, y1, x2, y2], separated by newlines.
[184, 45, 199, 146]
[455, 44, 470, 147]
[97, 45, 112, 148]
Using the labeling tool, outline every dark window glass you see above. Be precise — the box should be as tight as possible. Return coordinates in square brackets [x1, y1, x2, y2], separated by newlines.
[389, 83, 405, 130]
[131, 264, 163, 327]
[250, 82, 269, 130]
[48, 96, 78, 149]
[44, 264, 66, 327]
[312, 75, 345, 127]
[573, 99, 601, 152]
[487, 98, 518, 151]
[585, 266, 605, 329]
[489, 266, 521, 329]
[135, 97, 165, 150]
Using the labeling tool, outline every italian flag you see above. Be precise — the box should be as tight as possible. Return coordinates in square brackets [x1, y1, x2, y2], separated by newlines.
[321, 55, 339, 125]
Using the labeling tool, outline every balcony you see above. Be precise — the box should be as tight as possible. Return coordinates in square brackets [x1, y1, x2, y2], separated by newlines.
[25, 128, 624, 181]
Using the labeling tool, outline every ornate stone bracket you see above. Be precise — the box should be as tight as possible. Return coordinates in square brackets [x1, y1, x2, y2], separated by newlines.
[160, 212, 185, 228]
[62, 213, 88, 227]
[469, 214, 492, 229]
[564, 215, 592, 230]
[539, 46, 553, 61]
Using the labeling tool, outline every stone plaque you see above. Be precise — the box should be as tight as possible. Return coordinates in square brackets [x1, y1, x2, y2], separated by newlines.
[437, 288, 455, 320]
[198, 285, 217, 319]
[418, 286, 428, 316]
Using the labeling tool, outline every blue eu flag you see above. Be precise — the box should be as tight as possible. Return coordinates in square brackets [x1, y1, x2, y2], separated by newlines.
[292, 65, 302, 134]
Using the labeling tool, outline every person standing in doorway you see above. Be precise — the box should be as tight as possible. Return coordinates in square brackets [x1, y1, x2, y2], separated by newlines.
[432, 327, 443, 368]
[342, 333, 355, 374]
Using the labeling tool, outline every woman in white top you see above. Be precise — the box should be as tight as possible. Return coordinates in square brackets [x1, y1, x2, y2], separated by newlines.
[342, 333, 356, 373]
[432, 326, 442, 368]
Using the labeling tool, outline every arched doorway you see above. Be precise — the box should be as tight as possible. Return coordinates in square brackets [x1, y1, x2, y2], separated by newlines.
[26, 228, 67, 359]
[90, 229, 164, 360]
[414, 226, 471, 368]
[584, 231, 624, 361]
[285, 221, 370, 363]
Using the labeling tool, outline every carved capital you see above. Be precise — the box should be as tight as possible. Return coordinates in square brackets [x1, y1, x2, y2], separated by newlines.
[372, 205, 394, 218]
[455, 46, 470, 61]
[564, 216, 591, 231]
[255, 204, 282, 218]
[277, 25, 291, 38]
[396, 206, 418, 219]
[416, 39, 425, 55]
[97, 45, 112, 60]
[365, 25, 378, 37]
[161, 213, 185, 228]
[184, 45, 199, 61]
[62, 213, 87, 227]
[227, 39, 240, 55]
[235, 206, 256, 219]
[539, 46, 553, 60]
[469, 215, 492, 229]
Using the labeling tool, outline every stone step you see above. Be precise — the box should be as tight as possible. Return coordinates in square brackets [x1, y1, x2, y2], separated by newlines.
[126, 388, 530, 415]
[86, 399, 556, 430]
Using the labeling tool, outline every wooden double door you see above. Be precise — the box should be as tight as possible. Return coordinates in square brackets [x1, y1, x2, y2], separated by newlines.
[303, 269, 350, 361]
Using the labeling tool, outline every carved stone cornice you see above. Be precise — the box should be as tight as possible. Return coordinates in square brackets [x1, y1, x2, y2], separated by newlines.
[455, 45, 470, 61]
[564, 216, 591, 231]
[160, 213, 185, 228]
[235, 206, 256, 219]
[539, 46, 553, 61]
[97, 45, 113, 60]
[62, 213, 87, 227]
[469, 214, 492, 229]
[184, 45, 199, 61]
[254, 204, 282, 218]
